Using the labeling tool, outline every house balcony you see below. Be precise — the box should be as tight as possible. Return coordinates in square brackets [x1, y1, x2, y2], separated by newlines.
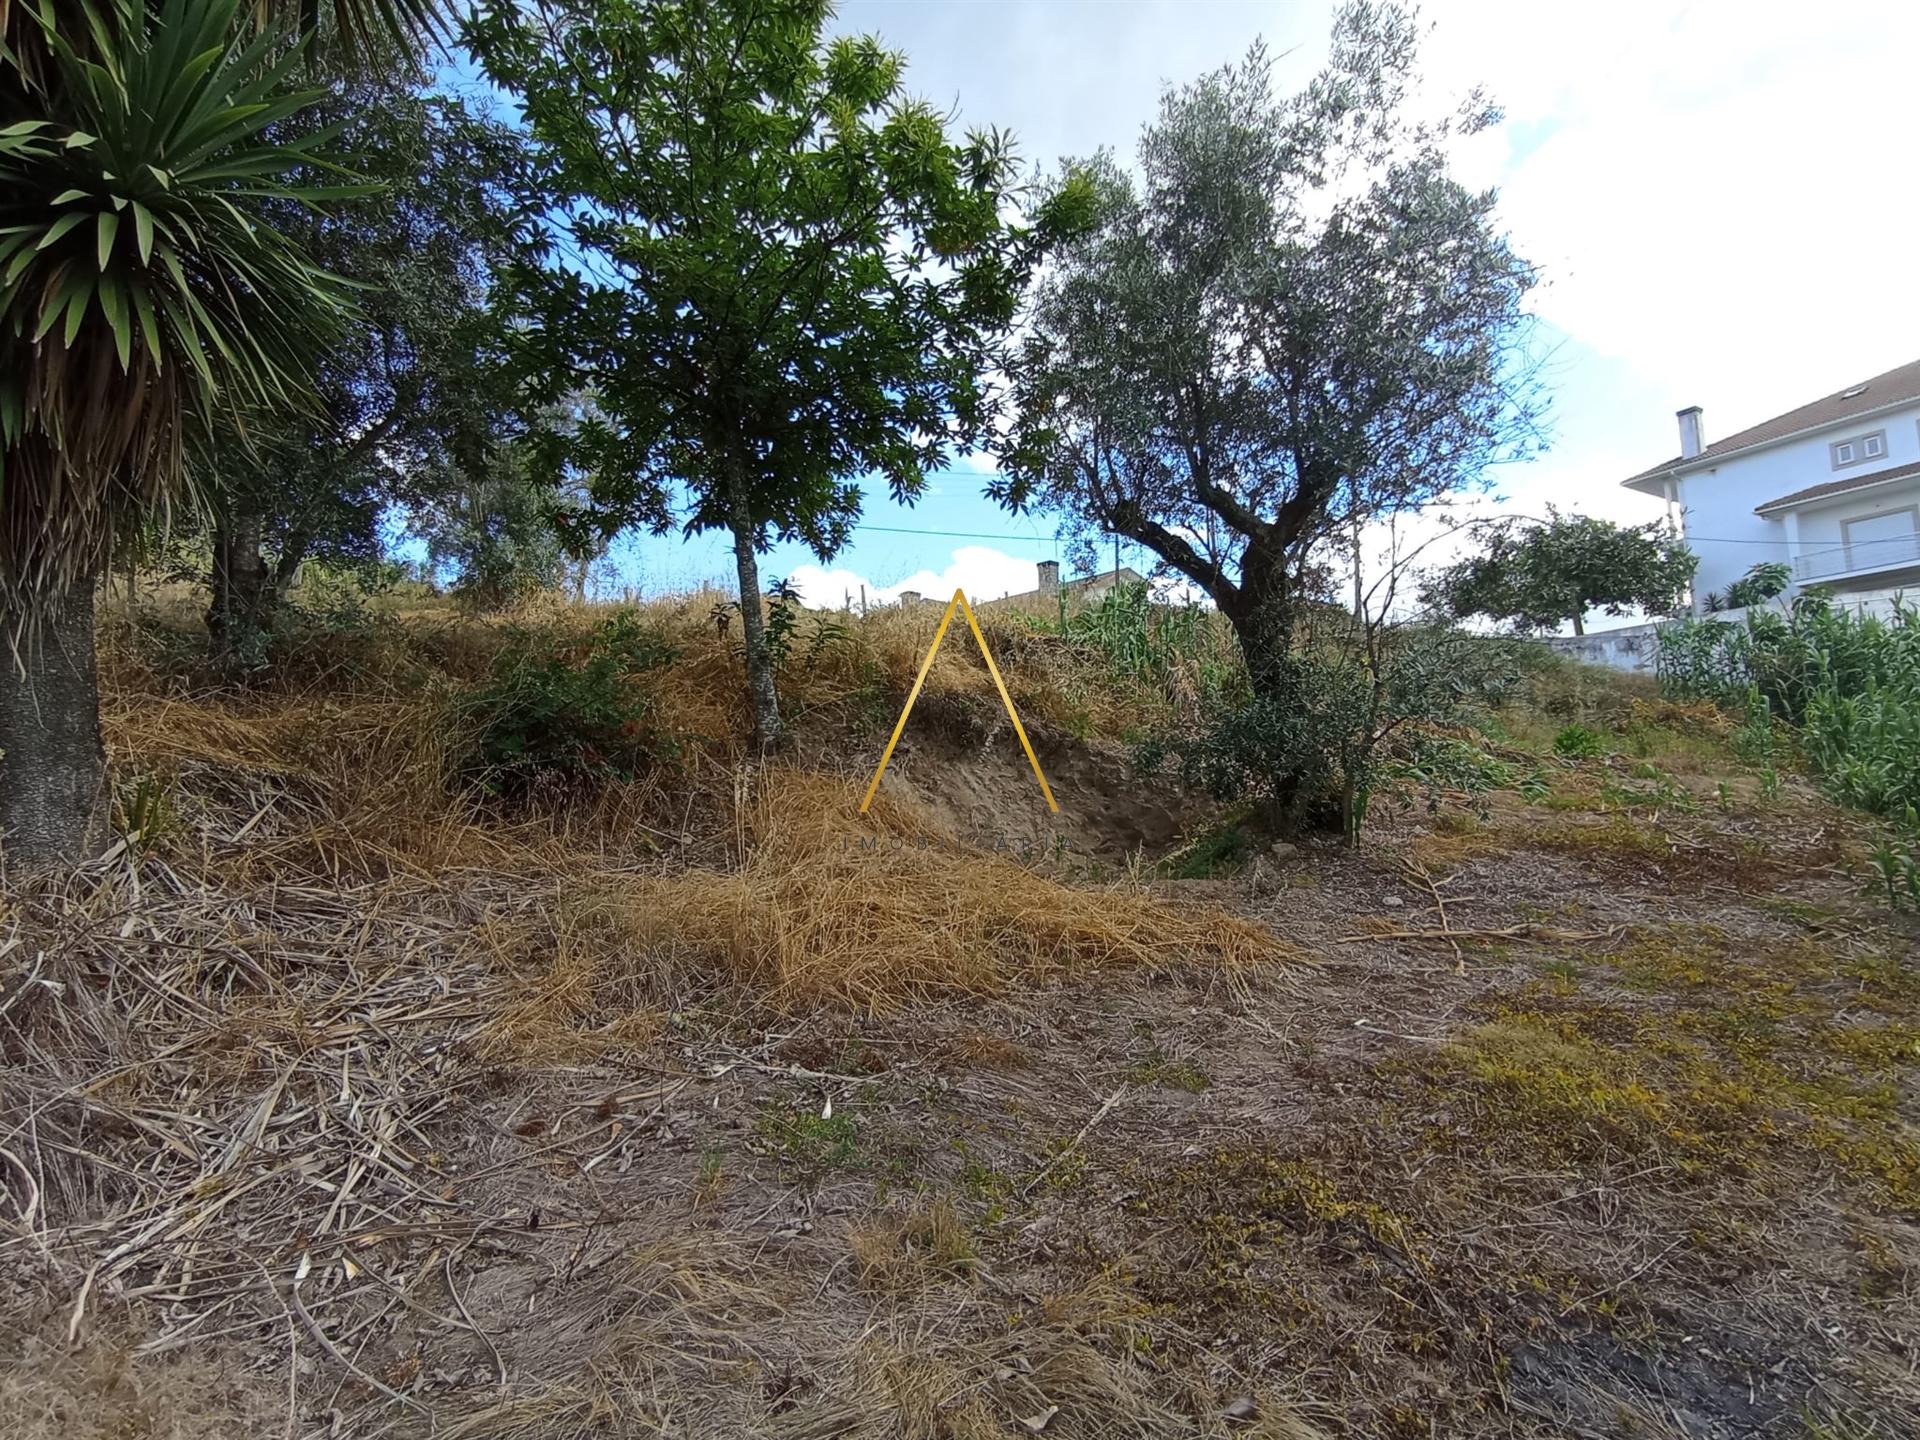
[1794, 530, 1920, 585]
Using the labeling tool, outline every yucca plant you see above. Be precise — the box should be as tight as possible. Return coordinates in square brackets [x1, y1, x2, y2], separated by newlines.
[0, 0, 436, 869]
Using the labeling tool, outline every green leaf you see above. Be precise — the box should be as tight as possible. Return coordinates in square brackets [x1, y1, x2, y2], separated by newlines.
[64, 131, 99, 150]
[129, 277, 163, 372]
[61, 278, 95, 345]
[98, 273, 131, 370]
[51, 189, 89, 205]
[96, 211, 120, 270]
[36, 211, 89, 251]
[131, 203, 155, 265]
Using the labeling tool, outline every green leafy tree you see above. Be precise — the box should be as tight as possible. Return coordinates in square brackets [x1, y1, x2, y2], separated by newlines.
[196, 82, 535, 655]
[997, 6, 1540, 786]
[1429, 508, 1697, 635]
[464, 0, 1090, 749]
[1720, 560, 1792, 612]
[415, 444, 575, 610]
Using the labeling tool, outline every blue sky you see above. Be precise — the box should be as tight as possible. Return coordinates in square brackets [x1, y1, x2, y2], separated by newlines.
[450, 0, 1920, 607]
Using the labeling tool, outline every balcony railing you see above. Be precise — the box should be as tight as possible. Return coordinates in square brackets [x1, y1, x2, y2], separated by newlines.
[1794, 530, 1920, 583]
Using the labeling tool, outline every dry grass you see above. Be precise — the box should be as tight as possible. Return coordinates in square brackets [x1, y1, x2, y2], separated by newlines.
[615, 770, 1295, 1012]
[0, 600, 1294, 1431]
[14, 598, 1912, 1438]
[0, 1328, 275, 1440]
[848, 1199, 975, 1289]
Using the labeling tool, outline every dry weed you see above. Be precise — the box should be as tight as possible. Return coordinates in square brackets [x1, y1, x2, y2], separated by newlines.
[848, 1200, 974, 1289]
[616, 770, 1297, 1011]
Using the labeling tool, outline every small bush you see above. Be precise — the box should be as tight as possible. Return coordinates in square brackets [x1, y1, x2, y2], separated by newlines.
[1552, 723, 1606, 759]
[1142, 628, 1521, 838]
[1391, 732, 1514, 818]
[1167, 821, 1251, 879]
[458, 611, 679, 794]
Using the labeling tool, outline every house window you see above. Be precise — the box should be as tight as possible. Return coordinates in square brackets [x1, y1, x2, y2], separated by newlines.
[1831, 429, 1887, 469]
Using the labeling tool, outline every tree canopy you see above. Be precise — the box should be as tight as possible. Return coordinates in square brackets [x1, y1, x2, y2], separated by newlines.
[1426, 509, 1698, 635]
[997, 5, 1540, 692]
[463, 0, 1091, 747]
[194, 78, 538, 649]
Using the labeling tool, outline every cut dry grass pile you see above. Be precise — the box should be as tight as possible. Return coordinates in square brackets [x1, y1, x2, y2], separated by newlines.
[615, 770, 1298, 1011]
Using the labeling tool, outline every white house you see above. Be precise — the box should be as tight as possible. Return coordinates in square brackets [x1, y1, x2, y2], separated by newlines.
[1623, 358, 1920, 613]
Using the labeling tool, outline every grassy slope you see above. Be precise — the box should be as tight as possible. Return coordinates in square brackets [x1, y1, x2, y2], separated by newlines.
[1, 597, 1915, 1439]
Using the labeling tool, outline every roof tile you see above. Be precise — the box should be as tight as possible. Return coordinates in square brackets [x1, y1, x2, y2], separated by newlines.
[1625, 357, 1920, 486]
[1754, 459, 1920, 514]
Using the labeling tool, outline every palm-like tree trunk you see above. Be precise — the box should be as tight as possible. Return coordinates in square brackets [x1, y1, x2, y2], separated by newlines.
[0, 578, 107, 870]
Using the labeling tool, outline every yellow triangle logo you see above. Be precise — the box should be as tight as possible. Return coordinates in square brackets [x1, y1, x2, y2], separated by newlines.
[859, 588, 1059, 814]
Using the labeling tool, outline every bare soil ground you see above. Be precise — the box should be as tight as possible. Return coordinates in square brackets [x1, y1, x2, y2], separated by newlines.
[2, 630, 1916, 1440]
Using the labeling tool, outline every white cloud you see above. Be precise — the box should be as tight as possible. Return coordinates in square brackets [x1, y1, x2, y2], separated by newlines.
[1422, 0, 1920, 420]
[785, 545, 1047, 609]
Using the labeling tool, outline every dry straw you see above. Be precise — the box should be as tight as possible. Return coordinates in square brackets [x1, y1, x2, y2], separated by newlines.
[617, 769, 1294, 1012]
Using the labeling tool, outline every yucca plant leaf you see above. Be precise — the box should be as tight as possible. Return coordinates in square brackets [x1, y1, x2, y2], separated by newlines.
[97, 270, 130, 368]
[128, 273, 162, 371]
[60, 278, 93, 343]
[130, 200, 153, 263]
[95, 208, 118, 268]
[35, 210, 88, 249]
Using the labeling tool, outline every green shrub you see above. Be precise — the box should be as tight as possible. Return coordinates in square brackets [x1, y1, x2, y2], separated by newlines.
[1552, 723, 1605, 759]
[1139, 626, 1519, 839]
[1660, 598, 1920, 906]
[1659, 597, 1920, 821]
[459, 611, 679, 794]
[1869, 819, 1920, 912]
[1390, 732, 1515, 818]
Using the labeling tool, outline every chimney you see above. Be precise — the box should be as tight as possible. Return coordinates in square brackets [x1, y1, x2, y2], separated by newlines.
[1037, 560, 1060, 596]
[1677, 406, 1705, 460]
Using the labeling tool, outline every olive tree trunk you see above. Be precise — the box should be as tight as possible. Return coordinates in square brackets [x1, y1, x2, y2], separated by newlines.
[724, 459, 781, 753]
[0, 577, 107, 871]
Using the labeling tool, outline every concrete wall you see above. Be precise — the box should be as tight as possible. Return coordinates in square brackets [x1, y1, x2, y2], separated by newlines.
[1550, 587, 1916, 675]
[1546, 622, 1666, 673]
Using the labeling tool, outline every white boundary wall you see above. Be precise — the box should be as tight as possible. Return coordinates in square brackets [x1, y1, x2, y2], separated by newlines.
[1545, 588, 1914, 674]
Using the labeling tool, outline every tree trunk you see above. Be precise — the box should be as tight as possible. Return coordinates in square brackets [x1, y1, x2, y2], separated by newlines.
[0, 578, 108, 872]
[1219, 563, 1323, 835]
[208, 508, 272, 652]
[1571, 610, 1585, 637]
[725, 460, 780, 752]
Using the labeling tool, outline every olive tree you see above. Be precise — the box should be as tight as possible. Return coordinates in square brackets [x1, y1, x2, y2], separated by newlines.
[999, 4, 1541, 797]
